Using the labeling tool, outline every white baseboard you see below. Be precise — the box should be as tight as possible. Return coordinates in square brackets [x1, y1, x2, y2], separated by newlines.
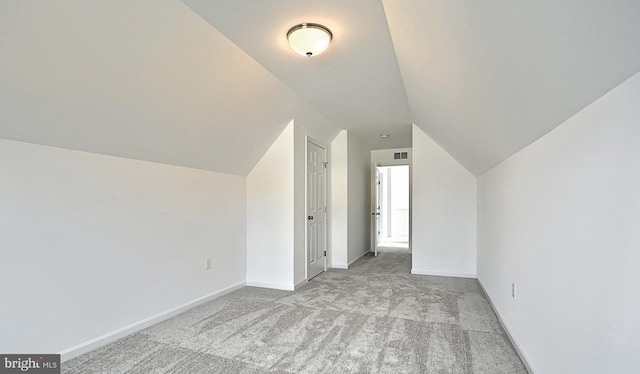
[246, 281, 294, 291]
[332, 251, 369, 270]
[348, 250, 369, 266]
[294, 279, 308, 290]
[478, 280, 536, 374]
[411, 269, 477, 279]
[59, 281, 246, 362]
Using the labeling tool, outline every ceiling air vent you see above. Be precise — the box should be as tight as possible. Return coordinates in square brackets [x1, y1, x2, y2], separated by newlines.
[394, 152, 408, 159]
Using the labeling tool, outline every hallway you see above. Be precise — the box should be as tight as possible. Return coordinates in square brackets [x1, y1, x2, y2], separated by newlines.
[64, 249, 526, 373]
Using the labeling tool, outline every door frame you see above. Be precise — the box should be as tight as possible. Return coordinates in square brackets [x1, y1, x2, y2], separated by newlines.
[305, 137, 328, 281]
[372, 162, 412, 256]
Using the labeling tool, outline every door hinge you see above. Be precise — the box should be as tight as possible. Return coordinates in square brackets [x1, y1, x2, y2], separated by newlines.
[323, 162, 328, 168]
[324, 250, 327, 256]
[324, 206, 327, 213]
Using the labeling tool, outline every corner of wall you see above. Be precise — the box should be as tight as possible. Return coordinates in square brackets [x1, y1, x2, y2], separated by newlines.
[246, 122, 295, 289]
[346, 132, 371, 264]
[411, 125, 477, 277]
[330, 131, 349, 268]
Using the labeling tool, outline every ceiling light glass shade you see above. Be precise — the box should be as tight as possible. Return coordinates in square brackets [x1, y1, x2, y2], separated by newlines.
[287, 23, 332, 57]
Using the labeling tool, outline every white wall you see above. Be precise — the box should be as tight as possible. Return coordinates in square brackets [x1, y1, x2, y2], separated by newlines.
[246, 122, 295, 290]
[477, 72, 640, 374]
[347, 133, 371, 264]
[293, 122, 307, 286]
[249, 119, 334, 288]
[331, 131, 349, 268]
[0, 139, 246, 356]
[371, 148, 413, 167]
[411, 125, 477, 277]
[330, 131, 371, 268]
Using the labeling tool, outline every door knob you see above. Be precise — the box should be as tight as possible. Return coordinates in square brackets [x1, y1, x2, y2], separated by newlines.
[308, 215, 314, 220]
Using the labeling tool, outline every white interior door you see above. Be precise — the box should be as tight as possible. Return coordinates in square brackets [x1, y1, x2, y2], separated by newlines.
[307, 141, 326, 280]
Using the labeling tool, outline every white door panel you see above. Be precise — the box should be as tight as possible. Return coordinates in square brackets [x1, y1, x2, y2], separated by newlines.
[307, 141, 326, 279]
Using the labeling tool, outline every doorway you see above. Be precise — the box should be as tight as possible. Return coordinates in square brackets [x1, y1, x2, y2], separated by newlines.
[307, 140, 327, 280]
[373, 164, 410, 255]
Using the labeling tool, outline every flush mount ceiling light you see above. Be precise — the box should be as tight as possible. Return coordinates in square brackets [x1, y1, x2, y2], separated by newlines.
[380, 134, 390, 138]
[287, 23, 332, 57]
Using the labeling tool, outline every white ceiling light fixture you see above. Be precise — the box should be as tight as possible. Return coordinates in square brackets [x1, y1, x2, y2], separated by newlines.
[380, 134, 390, 138]
[287, 23, 333, 57]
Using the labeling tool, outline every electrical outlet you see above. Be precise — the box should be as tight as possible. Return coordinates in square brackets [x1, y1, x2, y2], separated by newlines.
[512, 283, 517, 299]
[205, 258, 212, 270]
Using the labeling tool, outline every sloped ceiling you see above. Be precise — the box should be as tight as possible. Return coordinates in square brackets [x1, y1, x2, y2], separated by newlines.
[2, 1, 639, 176]
[0, 0, 339, 176]
[181, 0, 414, 149]
[186, 0, 640, 175]
[383, 0, 640, 174]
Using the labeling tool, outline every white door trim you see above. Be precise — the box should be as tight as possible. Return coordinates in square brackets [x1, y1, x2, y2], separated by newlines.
[372, 162, 412, 255]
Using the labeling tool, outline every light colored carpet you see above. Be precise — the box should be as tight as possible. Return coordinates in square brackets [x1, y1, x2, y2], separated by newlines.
[63, 249, 527, 373]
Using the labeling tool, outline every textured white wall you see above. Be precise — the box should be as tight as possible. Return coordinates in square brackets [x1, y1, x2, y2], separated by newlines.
[0, 139, 246, 355]
[246, 122, 295, 290]
[411, 125, 477, 277]
[330, 131, 349, 268]
[477, 72, 640, 374]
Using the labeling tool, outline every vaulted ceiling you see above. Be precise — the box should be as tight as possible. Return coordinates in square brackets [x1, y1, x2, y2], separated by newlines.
[0, 0, 340, 176]
[184, 0, 640, 175]
[182, 0, 414, 150]
[1, 1, 639, 176]
[383, 0, 640, 174]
